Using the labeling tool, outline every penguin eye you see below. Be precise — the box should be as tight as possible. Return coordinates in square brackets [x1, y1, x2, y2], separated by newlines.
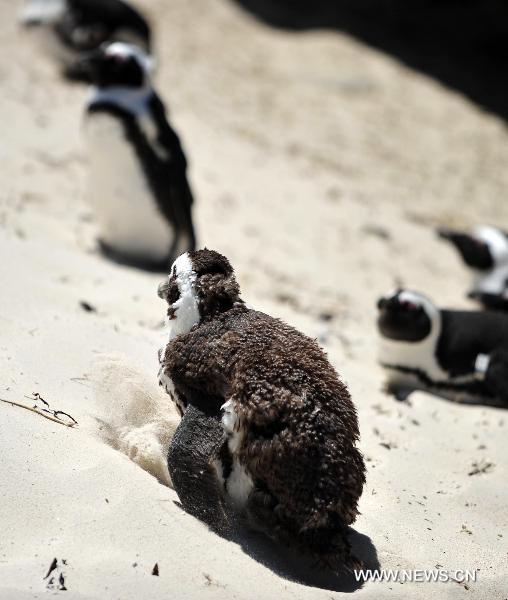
[400, 300, 418, 311]
[167, 280, 181, 305]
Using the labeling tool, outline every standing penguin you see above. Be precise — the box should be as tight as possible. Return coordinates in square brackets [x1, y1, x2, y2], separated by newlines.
[81, 42, 196, 271]
[377, 288, 508, 406]
[20, 0, 151, 81]
[158, 249, 366, 569]
[438, 225, 508, 310]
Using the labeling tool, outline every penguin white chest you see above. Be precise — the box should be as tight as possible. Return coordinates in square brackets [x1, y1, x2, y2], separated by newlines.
[84, 112, 174, 261]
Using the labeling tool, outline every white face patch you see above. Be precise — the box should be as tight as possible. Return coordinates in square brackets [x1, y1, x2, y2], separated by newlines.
[472, 263, 508, 297]
[20, 0, 65, 25]
[467, 227, 508, 297]
[165, 253, 201, 342]
[473, 225, 508, 266]
[104, 42, 154, 73]
[157, 254, 201, 416]
[378, 290, 449, 382]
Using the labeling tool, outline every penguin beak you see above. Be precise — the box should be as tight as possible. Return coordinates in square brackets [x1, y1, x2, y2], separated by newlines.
[21, 17, 42, 27]
[68, 51, 102, 83]
[157, 280, 170, 300]
[436, 227, 463, 242]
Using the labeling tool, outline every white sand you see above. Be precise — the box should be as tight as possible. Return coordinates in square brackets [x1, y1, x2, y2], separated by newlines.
[0, 0, 507, 598]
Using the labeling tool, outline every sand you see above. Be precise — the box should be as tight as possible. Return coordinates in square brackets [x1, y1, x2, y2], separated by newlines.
[0, 0, 507, 598]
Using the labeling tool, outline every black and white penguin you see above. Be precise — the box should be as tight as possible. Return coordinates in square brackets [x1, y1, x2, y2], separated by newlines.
[157, 249, 366, 569]
[20, 0, 151, 81]
[82, 42, 196, 271]
[438, 225, 508, 310]
[377, 288, 508, 406]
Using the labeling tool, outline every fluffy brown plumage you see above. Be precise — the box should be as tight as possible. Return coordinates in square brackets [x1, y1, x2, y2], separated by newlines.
[159, 249, 366, 568]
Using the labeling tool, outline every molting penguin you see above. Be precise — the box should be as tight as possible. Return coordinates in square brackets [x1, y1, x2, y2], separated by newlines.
[438, 225, 508, 310]
[377, 288, 508, 406]
[20, 0, 151, 81]
[158, 249, 366, 569]
[82, 42, 196, 271]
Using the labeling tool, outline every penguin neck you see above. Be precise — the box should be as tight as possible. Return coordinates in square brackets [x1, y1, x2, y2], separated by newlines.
[378, 313, 448, 382]
[88, 85, 153, 116]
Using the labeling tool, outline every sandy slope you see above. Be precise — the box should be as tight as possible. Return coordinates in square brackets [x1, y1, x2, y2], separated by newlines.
[0, 0, 507, 598]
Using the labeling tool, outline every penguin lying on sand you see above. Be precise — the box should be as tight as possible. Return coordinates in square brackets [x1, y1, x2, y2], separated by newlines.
[438, 225, 508, 310]
[20, 0, 151, 81]
[82, 42, 196, 271]
[377, 288, 508, 406]
[158, 249, 366, 569]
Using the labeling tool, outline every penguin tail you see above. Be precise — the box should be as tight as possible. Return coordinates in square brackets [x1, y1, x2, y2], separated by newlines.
[91, 353, 180, 487]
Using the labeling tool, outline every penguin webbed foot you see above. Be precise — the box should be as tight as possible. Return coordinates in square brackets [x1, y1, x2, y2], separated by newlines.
[168, 403, 232, 538]
[244, 488, 280, 535]
[98, 240, 171, 273]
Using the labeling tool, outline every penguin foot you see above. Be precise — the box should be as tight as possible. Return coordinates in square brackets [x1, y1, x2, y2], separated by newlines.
[244, 488, 279, 534]
[98, 240, 171, 273]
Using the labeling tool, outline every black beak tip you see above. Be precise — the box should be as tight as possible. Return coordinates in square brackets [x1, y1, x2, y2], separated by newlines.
[437, 227, 454, 240]
[22, 18, 42, 27]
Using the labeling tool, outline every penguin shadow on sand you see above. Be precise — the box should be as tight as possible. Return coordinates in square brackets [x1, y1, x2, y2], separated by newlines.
[231, 0, 508, 123]
[170, 495, 379, 593]
[229, 523, 380, 593]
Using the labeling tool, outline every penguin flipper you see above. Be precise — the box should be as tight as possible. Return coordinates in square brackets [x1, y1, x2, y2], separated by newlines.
[168, 403, 231, 537]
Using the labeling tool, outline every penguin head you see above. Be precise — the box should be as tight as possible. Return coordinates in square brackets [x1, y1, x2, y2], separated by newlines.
[437, 225, 508, 271]
[377, 289, 438, 343]
[158, 249, 241, 336]
[79, 42, 153, 88]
